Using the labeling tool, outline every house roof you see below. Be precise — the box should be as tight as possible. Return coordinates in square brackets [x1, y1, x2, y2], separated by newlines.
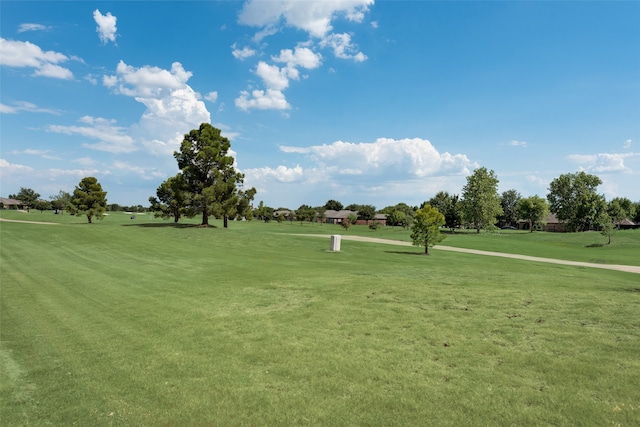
[0, 198, 22, 205]
[325, 209, 356, 219]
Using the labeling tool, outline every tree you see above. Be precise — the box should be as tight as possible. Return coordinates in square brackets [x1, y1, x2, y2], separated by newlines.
[427, 192, 462, 232]
[517, 195, 549, 232]
[499, 189, 521, 227]
[356, 204, 376, 225]
[608, 197, 635, 227]
[315, 206, 327, 225]
[324, 199, 343, 211]
[149, 174, 189, 223]
[547, 171, 606, 232]
[174, 123, 256, 227]
[410, 205, 446, 254]
[33, 199, 51, 213]
[460, 167, 502, 233]
[255, 201, 274, 222]
[11, 187, 40, 212]
[296, 204, 316, 224]
[599, 212, 616, 245]
[386, 209, 407, 227]
[50, 190, 72, 213]
[69, 177, 107, 223]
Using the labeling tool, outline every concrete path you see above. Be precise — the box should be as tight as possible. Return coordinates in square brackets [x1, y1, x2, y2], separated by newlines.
[0, 218, 60, 225]
[292, 234, 640, 274]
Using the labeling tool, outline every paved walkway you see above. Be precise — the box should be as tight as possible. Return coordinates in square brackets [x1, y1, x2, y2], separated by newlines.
[0, 218, 60, 225]
[292, 234, 640, 274]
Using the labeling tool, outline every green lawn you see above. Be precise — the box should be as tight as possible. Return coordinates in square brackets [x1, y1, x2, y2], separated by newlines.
[1, 211, 639, 425]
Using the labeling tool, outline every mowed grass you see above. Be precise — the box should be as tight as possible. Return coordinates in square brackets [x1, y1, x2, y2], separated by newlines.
[1, 211, 639, 425]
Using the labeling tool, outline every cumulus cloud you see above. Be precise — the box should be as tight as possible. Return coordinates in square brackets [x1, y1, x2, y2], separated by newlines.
[0, 158, 34, 177]
[236, 46, 322, 111]
[238, 0, 373, 38]
[243, 137, 475, 205]
[567, 152, 639, 173]
[18, 23, 51, 33]
[47, 116, 136, 154]
[205, 91, 219, 102]
[103, 60, 210, 155]
[231, 44, 257, 60]
[93, 10, 118, 44]
[236, 89, 290, 111]
[319, 33, 367, 61]
[280, 138, 475, 177]
[0, 37, 74, 79]
[623, 139, 632, 149]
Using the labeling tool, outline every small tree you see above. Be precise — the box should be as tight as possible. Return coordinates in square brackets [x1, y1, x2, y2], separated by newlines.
[12, 187, 40, 212]
[69, 177, 107, 223]
[599, 212, 615, 245]
[517, 195, 549, 233]
[149, 174, 189, 223]
[410, 205, 446, 254]
[340, 218, 352, 231]
[50, 190, 72, 214]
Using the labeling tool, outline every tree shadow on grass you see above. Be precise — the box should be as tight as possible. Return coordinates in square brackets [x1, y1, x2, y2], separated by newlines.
[121, 223, 207, 228]
[585, 243, 605, 248]
[384, 250, 426, 256]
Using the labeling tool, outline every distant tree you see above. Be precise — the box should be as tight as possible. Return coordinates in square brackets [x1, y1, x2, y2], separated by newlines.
[50, 190, 72, 214]
[499, 189, 522, 226]
[368, 220, 380, 231]
[517, 195, 549, 232]
[33, 199, 51, 212]
[347, 213, 358, 226]
[460, 167, 502, 233]
[410, 204, 446, 254]
[315, 206, 327, 225]
[69, 177, 107, 223]
[324, 199, 343, 211]
[427, 192, 462, 231]
[598, 212, 616, 245]
[341, 217, 353, 231]
[296, 204, 316, 224]
[547, 171, 606, 232]
[12, 187, 40, 212]
[255, 201, 274, 222]
[633, 202, 640, 224]
[149, 174, 189, 223]
[386, 209, 407, 227]
[356, 204, 376, 225]
[174, 123, 255, 227]
[607, 197, 634, 227]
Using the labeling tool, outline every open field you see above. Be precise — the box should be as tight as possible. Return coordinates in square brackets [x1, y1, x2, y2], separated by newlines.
[1, 211, 639, 425]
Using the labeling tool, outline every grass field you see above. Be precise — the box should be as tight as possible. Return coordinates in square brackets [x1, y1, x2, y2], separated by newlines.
[1, 210, 639, 425]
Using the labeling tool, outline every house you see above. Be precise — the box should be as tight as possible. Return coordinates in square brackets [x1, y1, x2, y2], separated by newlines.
[615, 218, 639, 230]
[323, 209, 355, 224]
[518, 212, 565, 232]
[0, 198, 24, 210]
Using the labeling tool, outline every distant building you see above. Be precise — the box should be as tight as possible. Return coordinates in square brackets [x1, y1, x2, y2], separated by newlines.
[0, 198, 24, 210]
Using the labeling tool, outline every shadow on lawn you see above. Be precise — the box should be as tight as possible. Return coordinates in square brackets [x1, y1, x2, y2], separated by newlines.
[384, 250, 426, 256]
[121, 223, 207, 228]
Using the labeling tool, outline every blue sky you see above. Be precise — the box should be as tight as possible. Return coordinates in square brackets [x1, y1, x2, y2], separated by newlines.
[1, 1, 639, 209]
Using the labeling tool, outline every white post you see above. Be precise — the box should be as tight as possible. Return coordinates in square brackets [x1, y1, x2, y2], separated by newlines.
[330, 235, 341, 252]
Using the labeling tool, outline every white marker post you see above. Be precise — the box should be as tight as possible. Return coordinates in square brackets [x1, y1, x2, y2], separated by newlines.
[330, 234, 341, 252]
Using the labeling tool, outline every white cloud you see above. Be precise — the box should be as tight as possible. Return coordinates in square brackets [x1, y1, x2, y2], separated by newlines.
[18, 23, 51, 33]
[0, 38, 74, 79]
[205, 91, 219, 102]
[103, 60, 211, 155]
[567, 152, 639, 173]
[238, 0, 373, 39]
[319, 33, 367, 61]
[623, 139, 632, 149]
[231, 44, 257, 60]
[47, 116, 137, 154]
[236, 46, 323, 111]
[273, 46, 322, 69]
[0, 158, 34, 178]
[244, 138, 475, 207]
[510, 140, 528, 148]
[0, 101, 60, 115]
[93, 10, 118, 45]
[280, 138, 475, 178]
[85, 74, 98, 85]
[235, 89, 290, 111]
